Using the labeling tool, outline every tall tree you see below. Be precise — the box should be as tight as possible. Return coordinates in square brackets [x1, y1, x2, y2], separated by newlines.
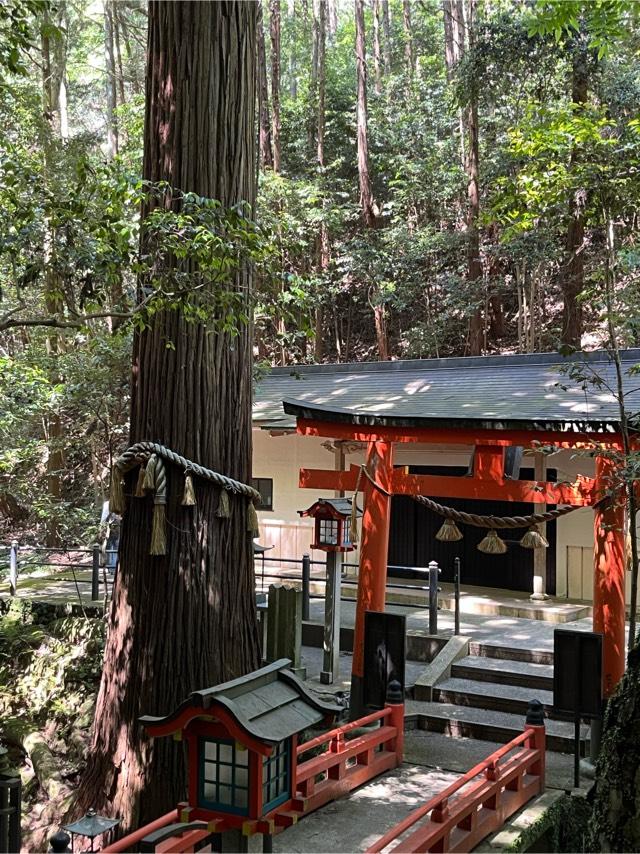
[75, 1, 260, 828]
[258, 3, 274, 168]
[402, 0, 414, 82]
[315, 0, 328, 360]
[373, 0, 382, 95]
[288, 0, 297, 98]
[103, 0, 118, 157]
[270, 0, 282, 172]
[381, 0, 391, 75]
[562, 33, 589, 348]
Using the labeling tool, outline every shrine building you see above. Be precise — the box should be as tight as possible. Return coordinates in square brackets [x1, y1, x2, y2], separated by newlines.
[252, 348, 640, 605]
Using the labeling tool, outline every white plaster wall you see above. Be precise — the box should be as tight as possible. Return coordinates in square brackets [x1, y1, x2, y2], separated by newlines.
[253, 430, 611, 601]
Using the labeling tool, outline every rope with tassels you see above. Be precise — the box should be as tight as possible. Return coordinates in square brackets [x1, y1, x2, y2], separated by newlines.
[348, 463, 580, 554]
[109, 441, 262, 556]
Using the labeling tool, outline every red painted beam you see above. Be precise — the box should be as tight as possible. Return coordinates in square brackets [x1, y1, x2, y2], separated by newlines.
[296, 417, 623, 449]
[299, 466, 596, 506]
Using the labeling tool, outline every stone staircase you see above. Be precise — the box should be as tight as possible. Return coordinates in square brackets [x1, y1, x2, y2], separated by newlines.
[408, 641, 589, 754]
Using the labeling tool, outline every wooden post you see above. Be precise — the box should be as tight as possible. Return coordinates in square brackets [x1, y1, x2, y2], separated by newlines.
[321, 551, 342, 684]
[593, 456, 626, 698]
[92, 543, 101, 601]
[531, 451, 548, 600]
[266, 585, 306, 679]
[350, 440, 394, 717]
[9, 541, 18, 597]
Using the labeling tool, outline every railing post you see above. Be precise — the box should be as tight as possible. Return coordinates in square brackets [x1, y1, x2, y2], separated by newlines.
[92, 543, 100, 601]
[302, 553, 311, 621]
[454, 557, 461, 635]
[429, 560, 440, 635]
[9, 540, 18, 596]
[385, 679, 404, 765]
[525, 699, 546, 790]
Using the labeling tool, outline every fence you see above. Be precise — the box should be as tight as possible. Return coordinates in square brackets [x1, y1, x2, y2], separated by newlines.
[366, 701, 546, 854]
[0, 541, 115, 605]
[255, 554, 459, 635]
[0, 774, 21, 854]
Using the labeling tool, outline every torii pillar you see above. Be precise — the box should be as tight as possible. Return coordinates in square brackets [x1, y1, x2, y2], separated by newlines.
[593, 456, 626, 699]
[350, 440, 394, 717]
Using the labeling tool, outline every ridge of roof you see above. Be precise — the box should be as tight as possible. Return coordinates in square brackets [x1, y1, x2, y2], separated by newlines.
[262, 348, 640, 377]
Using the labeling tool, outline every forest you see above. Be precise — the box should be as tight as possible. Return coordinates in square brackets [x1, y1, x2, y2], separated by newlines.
[0, 0, 639, 546]
[1, 1, 640, 850]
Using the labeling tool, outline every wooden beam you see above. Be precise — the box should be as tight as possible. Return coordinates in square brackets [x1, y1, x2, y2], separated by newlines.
[299, 465, 596, 506]
[296, 418, 623, 450]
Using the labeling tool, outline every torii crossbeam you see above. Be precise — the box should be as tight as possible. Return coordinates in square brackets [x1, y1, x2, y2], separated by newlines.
[292, 411, 625, 716]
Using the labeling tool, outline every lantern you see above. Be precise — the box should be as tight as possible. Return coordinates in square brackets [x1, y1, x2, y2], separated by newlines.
[298, 498, 361, 552]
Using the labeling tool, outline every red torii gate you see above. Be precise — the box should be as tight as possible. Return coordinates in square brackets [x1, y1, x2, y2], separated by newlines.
[290, 410, 626, 715]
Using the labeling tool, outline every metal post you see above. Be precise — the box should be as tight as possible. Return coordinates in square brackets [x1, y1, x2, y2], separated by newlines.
[321, 551, 342, 684]
[454, 557, 461, 635]
[91, 543, 100, 601]
[9, 540, 18, 597]
[429, 560, 440, 636]
[302, 552, 311, 621]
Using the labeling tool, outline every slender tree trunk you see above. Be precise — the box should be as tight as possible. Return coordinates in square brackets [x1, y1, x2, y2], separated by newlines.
[270, 0, 282, 172]
[104, 0, 118, 157]
[258, 4, 274, 169]
[562, 40, 588, 348]
[402, 0, 413, 82]
[355, 0, 378, 227]
[315, 0, 328, 362]
[381, 0, 391, 75]
[288, 0, 297, 98]
[463, 0, 482, 355]
[328, 0, 338, 37]
[373, 0, 382, 94]
[74, 1, 260, 829]
[310, 0, 320, 154]
[112, 1, 126, 107]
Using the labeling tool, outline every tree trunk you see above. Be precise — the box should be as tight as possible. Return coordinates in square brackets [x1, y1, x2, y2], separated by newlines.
[355, 0, 378, 227]
[381, 0, 391, 75]
[270, 0, 282, 172]
[288, 0, 297, 98]
[310, 0, 320, 154]
[402, 0, 413, 82]
[112, 1, 126, 107]
[104, 0, 119, 158]
[561, 41, 588, 348]
[258, 4, 274, 169]
[373, 0, 382, 94]
[74, 1, 260, 830]
[463, 0, 482, 355]
[315, 0, 328, 362]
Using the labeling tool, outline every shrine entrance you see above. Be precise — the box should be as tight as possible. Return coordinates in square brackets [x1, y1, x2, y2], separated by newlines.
[285, 400, 626, 716]
[388, 465, 558, 594]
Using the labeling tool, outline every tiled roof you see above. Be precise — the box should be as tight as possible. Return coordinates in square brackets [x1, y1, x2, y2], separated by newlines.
[253, 350, 640, 432]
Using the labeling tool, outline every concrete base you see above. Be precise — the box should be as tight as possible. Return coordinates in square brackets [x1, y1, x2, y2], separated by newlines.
[220, 828, 264, 852]
[290, 665, 307, 680]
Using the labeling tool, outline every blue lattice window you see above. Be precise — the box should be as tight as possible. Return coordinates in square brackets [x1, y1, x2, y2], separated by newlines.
[199, 738, 250, 815]
[262, 739, 291, 812]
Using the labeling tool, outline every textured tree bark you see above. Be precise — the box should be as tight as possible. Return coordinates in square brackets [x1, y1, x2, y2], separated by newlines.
[562, 40, 588, 348]
[270, 0, 282, 172]
[258, 4, 274, 169]
[315, 0, 328, 362]
[74, 1, 260, 830]
[104, 0, 118, 157]
[288, 0, 297, 98]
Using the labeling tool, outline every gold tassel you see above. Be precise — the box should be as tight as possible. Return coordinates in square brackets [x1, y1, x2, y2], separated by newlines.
[520, 525, 549, 549]
[247, 500, 260, 536]
[436, 518, 463, 542]
[349, 494, 359, 546]
[143, 455, 157, 490]
[216, 489, 231, 518]
[478, 529, 507, 554]
[182, 473, 196, 506]
[134, 465, 147, 497]
[150, 503, 166, 555]
[109, 465, 125, 515]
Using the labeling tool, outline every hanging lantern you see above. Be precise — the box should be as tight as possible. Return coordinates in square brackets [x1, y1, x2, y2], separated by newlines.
[436, 518, 463, 542]
[477, 529, 507, 554]
[520, 524, 548, 549]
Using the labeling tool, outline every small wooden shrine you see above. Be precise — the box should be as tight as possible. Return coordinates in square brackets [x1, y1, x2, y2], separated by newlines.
[140, 659, 340, 839]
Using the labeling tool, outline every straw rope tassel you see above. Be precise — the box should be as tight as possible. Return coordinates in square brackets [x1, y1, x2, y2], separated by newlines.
[520, 524, 549, 549]
[109, 465, 125, 515]
[436, 518, 463, 542]
[247, 500, 260, 536]
[134, 464, 147, 497]
[182, 472, 196, 506]
[216, 489, 231, 518]
[478, 529, 507, 554]
[150, 457, 167, 556]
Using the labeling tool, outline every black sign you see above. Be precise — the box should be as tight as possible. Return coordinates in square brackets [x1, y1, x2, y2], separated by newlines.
[553, 629, 603, 718]
[363, 611, 406, 711]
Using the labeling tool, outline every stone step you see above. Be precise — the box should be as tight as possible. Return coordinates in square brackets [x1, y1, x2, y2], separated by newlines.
[432, 677, 554, 717]
[451, 655, 554, 691]
[468, 641, 554, 666]
[405, 699, 588, 755]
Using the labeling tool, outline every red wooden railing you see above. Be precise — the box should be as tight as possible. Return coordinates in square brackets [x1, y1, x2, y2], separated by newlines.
[366, 720, 546, 854]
